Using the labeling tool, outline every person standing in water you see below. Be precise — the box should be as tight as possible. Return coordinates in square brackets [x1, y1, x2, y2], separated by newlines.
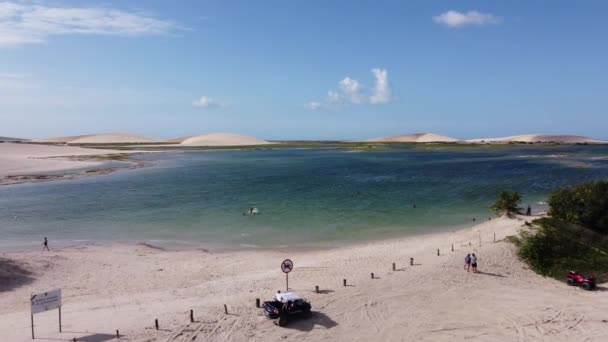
[43, 237, 49, 251]
[470, 253, 478, 273]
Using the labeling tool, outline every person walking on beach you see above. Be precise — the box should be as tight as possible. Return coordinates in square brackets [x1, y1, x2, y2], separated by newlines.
[526, 205, 532, 216]
[43, 237, 49, 251]
[470, 253, 478, 273]
[464, 253, 471, 272]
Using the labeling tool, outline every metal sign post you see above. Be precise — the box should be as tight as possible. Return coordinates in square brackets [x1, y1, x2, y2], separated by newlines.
[281, 259, 293, 291]
[30, 289, 62, 339]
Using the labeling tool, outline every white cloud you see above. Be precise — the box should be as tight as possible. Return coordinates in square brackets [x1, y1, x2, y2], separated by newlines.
[369, 68, 392, 104]
[306, 101, 322, 110]
[433, 10, 499, 28]
[192, 96, 222, 109]
[0, 1, 179, 47]
[338, 77, 364, 104]
[307, 68, 394, 109]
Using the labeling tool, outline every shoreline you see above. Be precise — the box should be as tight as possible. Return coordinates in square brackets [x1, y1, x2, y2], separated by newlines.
[3, 215, 607, 342]
[0, 143, 154, 186]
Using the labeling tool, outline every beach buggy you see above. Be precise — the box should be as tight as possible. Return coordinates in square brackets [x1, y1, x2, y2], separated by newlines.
[566, 271, 597, 290]
[262, 291, 312, 326]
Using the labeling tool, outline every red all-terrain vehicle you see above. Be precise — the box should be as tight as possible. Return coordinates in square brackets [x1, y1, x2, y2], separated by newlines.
[566, 271, 597, 290]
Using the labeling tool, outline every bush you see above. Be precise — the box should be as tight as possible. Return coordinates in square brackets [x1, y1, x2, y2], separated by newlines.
[515, 218, 608, 282]
[548, 181, 608, 235]
[490, 191, 522, 217]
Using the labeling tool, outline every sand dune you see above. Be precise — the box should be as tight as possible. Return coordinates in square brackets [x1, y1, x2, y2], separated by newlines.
[32, 134, 94, 144]
[164, 136, 193, 143]
[0, 143, 137, 180]
[180, 133, 272, 146]
[1, 216, 607, 341]
[67, 132, 157, 144]
[367, 133, 459, 143]
[468, 134, 608, 144]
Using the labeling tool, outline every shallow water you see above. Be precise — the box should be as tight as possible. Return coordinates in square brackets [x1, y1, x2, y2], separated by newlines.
[1, 145, 608, 251]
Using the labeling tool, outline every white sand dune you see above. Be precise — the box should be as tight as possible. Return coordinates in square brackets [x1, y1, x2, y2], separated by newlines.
[66, 132, 157, 144]
[32, 134, 94, 144]
[366, 133, 459, 143]
[164, 136, 193, 143]
[2, 216, 606, 341]
[468, 134, 608, 144]
[180, 133, 272, 146]
[0, 143, 136, 178]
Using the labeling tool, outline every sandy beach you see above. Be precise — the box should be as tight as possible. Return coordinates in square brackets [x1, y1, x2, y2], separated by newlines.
[1, 216, 607, 342]
[0, 143, 143, 185]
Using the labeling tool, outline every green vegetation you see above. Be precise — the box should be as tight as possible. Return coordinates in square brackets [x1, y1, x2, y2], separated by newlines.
[510, 181, 608, 282]
[548, 181, 608, 235]
[490, 191, 522, 217]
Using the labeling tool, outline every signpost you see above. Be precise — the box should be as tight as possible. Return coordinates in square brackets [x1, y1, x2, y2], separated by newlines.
[281, 259, 293, 291]
[30, 289, 62, 339]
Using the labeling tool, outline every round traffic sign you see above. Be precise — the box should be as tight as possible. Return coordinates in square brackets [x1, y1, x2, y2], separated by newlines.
[281, 259, 293, 273]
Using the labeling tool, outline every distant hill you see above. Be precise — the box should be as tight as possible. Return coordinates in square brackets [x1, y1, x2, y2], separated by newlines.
[467, 134, 608, 144]
[366, 133, 459, 143]
[0, 136, 28, 142]
[179, 133, 272, 146]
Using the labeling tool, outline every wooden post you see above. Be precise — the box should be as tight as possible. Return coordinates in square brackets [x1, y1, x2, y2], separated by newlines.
[31, 314, 34, 339]
[410, 257, 413, 266]
[255, 298, 260, 308]
[190, 309, 194, 322]
[437, 249, 440, 256]
[392, 263, 396, 271]
[494, 232, 496, 243]
[224, 304, 228, 315]
[452, 244, 454, 252]
[73, 338, 77, 342]
[315, 286, 319, 293]
[371, 272, 374, 279]
[343, 279, 347, 286]
[116, 329, 120, 339]
[59, 307, 62, 332]
[155, 319, 159, 330]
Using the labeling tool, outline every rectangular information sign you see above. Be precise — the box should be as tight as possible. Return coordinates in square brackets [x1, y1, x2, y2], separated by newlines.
[31, 289, 62, 314]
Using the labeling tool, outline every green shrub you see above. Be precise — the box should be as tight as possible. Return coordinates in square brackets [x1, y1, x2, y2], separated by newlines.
[490, 191, 522, 217]
[548, 181, 608, 235]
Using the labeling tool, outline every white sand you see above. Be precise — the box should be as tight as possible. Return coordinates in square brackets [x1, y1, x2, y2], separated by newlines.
[67, 133, 157, 144]
[467, 134, 608, 144]
[367, 133, 459, 143]
[180, 133, 273, 146]
[0, 143, 136, 178]
[1, 216, 606, 342]
[32, 134, 94, 144]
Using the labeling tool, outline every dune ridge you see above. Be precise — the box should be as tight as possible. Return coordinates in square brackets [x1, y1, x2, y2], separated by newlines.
[366, 133, 459, 143]
[467, 134, 608, 144]
[179, 133, 272, 146]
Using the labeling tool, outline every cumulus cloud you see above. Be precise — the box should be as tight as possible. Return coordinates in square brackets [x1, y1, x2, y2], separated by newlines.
[433, 10, 499, 28]
[306, 68, 394, 109]
[192, 96, 223, 109]
[369, 68, 391, 104]
[0, 1, 179, 47]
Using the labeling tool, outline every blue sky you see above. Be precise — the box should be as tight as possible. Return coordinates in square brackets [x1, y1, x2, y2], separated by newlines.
[1, 0, 607, 140]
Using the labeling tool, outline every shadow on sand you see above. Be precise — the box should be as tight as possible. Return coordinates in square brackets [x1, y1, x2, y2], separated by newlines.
[475, 271, 506, 278]
[74, 333, 117, 342]
[283, 312, 338, 332]
[0, 257, 35, 292]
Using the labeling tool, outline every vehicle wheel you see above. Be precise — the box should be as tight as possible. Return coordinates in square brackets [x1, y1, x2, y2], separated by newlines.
[582, 282, 591, 291]
[278, 312, 288, 327]
[566, 278, 575, 286]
